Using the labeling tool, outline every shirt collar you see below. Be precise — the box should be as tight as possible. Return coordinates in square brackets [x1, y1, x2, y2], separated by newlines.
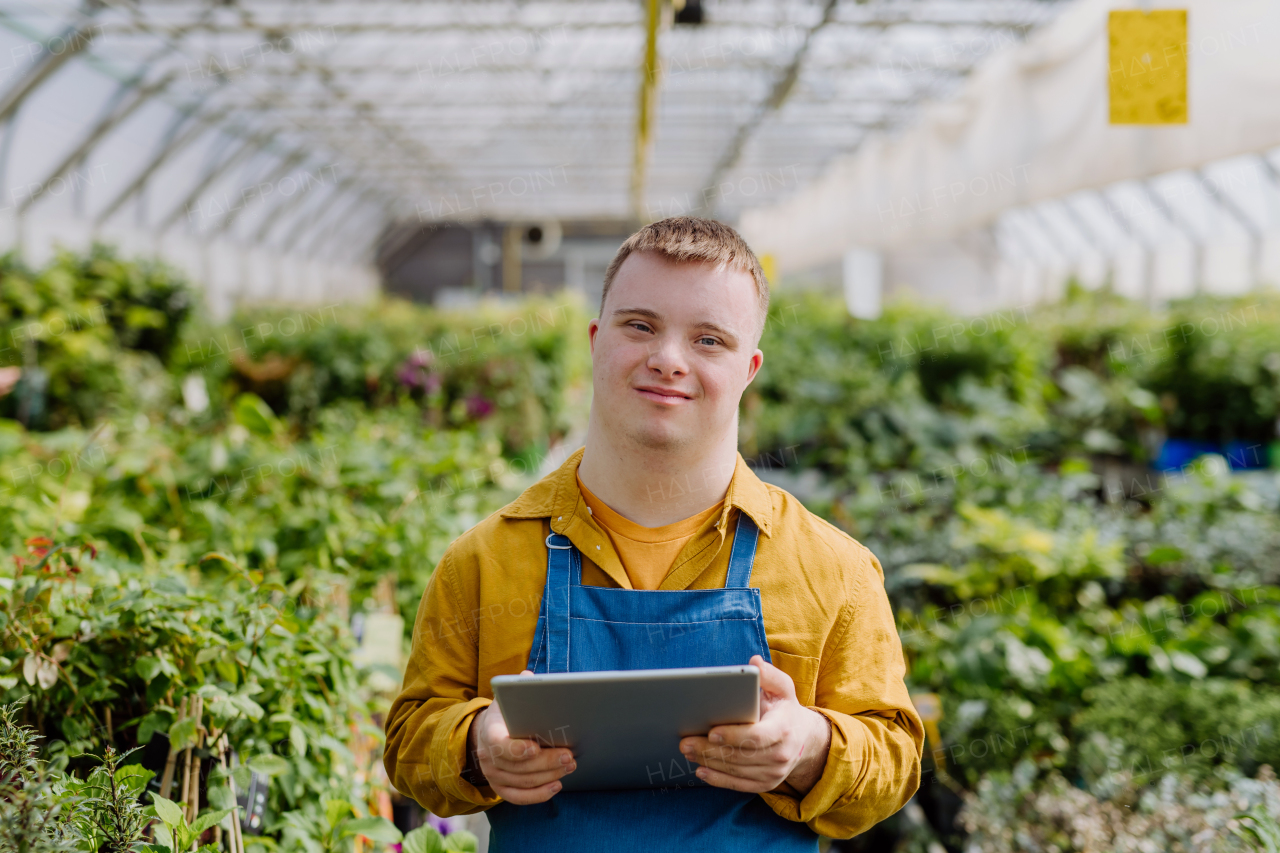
[500, 446, 774, 538]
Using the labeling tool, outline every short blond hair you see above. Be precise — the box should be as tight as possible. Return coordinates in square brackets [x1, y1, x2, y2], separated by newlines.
[601, 217, 770, 339]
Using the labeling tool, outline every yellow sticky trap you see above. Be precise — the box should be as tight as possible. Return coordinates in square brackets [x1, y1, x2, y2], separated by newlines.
[759, 253, 777, 288]
[1109, 10, 1188, 124]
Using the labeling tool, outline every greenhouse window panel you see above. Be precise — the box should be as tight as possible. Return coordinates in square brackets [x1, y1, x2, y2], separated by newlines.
[0, 0, 1071, 309]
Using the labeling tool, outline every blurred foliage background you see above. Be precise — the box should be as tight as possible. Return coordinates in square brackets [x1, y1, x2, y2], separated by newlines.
[2, 246, 1280, 851]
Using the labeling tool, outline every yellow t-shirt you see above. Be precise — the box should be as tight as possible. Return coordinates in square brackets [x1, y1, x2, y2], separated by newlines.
[576, 473, 724, 591]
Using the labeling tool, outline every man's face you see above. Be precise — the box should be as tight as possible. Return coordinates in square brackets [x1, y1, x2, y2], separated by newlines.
[588, 251, 764, 453]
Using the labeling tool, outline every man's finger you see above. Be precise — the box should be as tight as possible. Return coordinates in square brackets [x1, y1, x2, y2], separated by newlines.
[486, 762, 576, 790]
[507, 737, 541, 759]
[481, 732, 538, 763]
[680, 736, 783, 767]
[496, 779, 565, 805]
[480, 706, 513, 743]
[692, 751, 786, 781]
[704, 718, 785, 750]
[489, 745, 573, 773]
[751, 654, 797, 701]
[694, 765, 771, 794]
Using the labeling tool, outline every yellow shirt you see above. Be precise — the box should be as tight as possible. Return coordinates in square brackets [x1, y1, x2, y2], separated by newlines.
[385, 448, 923, 840]
[576, 472, 723, 591]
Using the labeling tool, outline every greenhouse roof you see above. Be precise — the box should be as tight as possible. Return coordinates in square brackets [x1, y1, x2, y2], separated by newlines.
[0, 0, 1068, 265]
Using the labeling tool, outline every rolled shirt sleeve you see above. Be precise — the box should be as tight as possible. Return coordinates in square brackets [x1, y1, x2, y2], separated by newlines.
[760, 549, 924, 839]
[384, 549, 502, 816]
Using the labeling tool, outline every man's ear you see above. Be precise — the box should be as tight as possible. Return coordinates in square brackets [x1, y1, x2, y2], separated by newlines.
[588, 319, 600, 355]
[744, 349, 764, 386]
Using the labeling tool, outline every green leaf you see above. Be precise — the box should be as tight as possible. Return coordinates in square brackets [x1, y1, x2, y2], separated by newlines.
[137, 710, 170, 745]
[152, 822, 176, 852]
[247, 753, 290, 776]
[231, 765, 252, 790]
[214, 656, 239, 684]
[402, 826, 446, 853]
[114, 762, 155, 795]
[234, 393, 280, 438]
[206, 783, 236, 811]
[442, 830, 479, 852]
[151, 793, 185, 829]
[1145, 545, 1184, 566]
[168, 717, 198, 751]
[288, 723, 307, 757]
[229, 693, 265, 721]
[115, 762, 153, 783]
[53, 614, 81, 636]
[340, 816, 403, 843]
[325, 798, 354, 829]
[190, 808, 234, 837]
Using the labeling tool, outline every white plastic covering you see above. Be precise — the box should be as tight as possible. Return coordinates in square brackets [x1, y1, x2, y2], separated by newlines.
[0, 0, 1072, 314]
[740, 0, 1280, 283]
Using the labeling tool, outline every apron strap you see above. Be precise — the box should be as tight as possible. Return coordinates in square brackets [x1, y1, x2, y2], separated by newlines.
[544, 532, 574, 673]
[724, 512, 760, 589]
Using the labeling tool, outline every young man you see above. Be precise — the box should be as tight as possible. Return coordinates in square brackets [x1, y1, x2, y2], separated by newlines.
[385, 217, 923, 851]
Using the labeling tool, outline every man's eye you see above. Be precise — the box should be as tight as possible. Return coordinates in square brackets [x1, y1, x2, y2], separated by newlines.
[630, 322, 653, 333]
[698, 336, 719, 346]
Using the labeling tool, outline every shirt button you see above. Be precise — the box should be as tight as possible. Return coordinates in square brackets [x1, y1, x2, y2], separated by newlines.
[558, 516, 562, 521]
[596, 545, 601, 550]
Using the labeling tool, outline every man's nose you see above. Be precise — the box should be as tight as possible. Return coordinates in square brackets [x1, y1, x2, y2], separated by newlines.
[645, 336, 688, 376]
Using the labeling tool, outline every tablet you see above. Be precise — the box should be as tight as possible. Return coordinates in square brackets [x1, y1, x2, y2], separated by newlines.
[491, 665, 759, 792]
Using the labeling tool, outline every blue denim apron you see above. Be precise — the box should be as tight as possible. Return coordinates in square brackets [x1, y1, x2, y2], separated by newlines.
[486, 513, 819, 852]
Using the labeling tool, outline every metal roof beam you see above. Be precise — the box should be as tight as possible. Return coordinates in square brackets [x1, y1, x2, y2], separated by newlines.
[20, 70, 177, 213]
[158, 133, 264, 232]
[98, 17, 1043, 35]
[319, 202, 385, 263]
[0, 13, 101, 123]
[93, 103, 235, 224]
[700, 0, 838, 215]
[275, 176, 358, 250]
[212, 148, 311, 235]
[294, 187, 379, 256]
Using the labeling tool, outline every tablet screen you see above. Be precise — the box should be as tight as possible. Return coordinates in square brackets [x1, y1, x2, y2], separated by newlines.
[491, 665, 760, 791]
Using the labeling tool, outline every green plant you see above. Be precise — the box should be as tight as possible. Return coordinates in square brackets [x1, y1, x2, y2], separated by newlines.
[178, 296, 587, 456]
[145, 794, 229, 853]
[402, 825, 478, 853]
[277, 798, 401, 853]
[1232, 807, 1280, 852]
[1075, 679, 1280, 792]
[0, 536, 382, 851]
[0, 775, 80, 853]
[59, 747, 156, 852]
[0, 247, 193, 430]
[961, 763, 1280, 853]
[1144, 297, 1280, 445]
[0, 699, 79, 853]
[0, 698, 41, 783]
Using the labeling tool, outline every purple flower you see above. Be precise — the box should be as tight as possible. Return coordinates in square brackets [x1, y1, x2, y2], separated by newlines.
[397, 349, 440, 393]
[465, 394, 494, 420]
[427, 813, 462, 835]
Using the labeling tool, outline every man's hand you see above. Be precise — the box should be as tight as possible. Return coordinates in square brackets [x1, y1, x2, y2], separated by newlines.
[467, 670, 576, 804]
[679, 654, 832, 795]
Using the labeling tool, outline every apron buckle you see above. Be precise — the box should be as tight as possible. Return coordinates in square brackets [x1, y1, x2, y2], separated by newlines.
[545, 533, 572, 550]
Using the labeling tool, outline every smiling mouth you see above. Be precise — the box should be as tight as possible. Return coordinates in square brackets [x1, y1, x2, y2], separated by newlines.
[634, 386, 692, 404]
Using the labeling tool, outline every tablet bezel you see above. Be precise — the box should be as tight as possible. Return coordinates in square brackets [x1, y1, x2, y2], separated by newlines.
[490, 664, 760, 792]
